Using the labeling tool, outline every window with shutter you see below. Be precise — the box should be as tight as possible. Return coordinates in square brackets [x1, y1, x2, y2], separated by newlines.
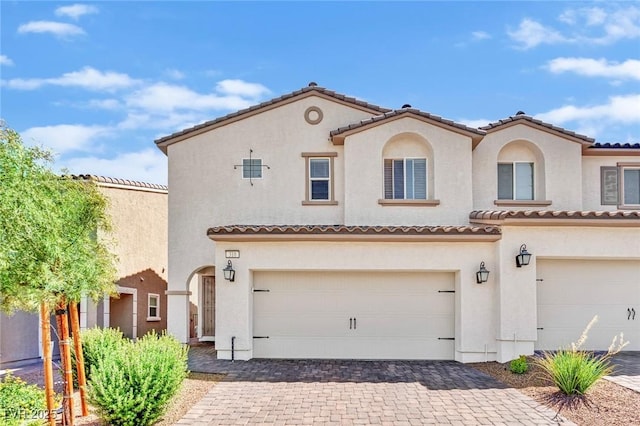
[383, 158, 427, 200]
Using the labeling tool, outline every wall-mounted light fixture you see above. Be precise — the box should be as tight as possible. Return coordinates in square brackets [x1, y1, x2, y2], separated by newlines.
[476, 262, 490, 284]
[223, 260, 235, 282]
[515, 244, 532, 268]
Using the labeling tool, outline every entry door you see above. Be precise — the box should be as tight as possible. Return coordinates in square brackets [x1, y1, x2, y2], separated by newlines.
[202, 276, 215, 337]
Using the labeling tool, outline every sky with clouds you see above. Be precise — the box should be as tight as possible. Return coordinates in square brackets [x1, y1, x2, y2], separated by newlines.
[1, 1, 639, 185]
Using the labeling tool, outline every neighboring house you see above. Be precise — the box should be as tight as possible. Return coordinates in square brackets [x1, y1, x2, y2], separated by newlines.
[156, 83, 640, 363]
[0, 176, 168, 367]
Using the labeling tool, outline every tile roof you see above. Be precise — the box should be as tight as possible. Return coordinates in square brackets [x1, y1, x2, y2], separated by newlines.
[480, 114, 594, 144]
[155, 84, 391, 148]
[469, 210, 640, 221]
[329, 108, 485, 138]
[69, 174, 168, 191]
[589, 142, 640, 149]
[208, 224, 501, 237]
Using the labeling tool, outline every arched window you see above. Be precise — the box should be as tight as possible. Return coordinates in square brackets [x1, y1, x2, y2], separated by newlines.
[381, 133, 434, 201]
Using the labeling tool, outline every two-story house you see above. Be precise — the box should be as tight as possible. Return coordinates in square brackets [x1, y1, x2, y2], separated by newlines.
[156, 83, 640, 363]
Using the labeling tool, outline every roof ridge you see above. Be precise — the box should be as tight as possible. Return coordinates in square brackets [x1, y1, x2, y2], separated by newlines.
[155, 85, 391, 147]
[480, 114, 594, 143]
[329, 108, 485, 137]
[69, 174, 168, 191]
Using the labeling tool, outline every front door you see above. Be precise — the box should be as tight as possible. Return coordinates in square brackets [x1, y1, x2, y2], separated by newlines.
[202, 276, 215, 338]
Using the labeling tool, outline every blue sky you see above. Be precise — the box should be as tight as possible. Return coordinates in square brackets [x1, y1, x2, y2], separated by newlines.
[1, 1, 639, 185]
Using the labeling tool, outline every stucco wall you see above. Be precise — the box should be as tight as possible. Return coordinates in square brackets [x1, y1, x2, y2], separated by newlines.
[473, 124, 584, 211]
[343, 117, 474, 226]
[212, 240, 498, 363]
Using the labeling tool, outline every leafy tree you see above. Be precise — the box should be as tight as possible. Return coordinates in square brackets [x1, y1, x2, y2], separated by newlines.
[0, 124, 117, 313]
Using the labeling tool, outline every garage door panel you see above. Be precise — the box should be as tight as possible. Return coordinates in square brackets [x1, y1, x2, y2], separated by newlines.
[254, 337, 454, 360]
[253, 271, 455, 359]
[536, 260, 640, 351]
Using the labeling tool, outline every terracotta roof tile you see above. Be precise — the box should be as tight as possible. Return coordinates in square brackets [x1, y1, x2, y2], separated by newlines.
[480, 115, 594, 143]
[155, 85, 391, 146]
[329, 108, 485, 137]
[208, 224, 500, 236]
[69, 174, 168, 191]
[469, 210, 640, 221]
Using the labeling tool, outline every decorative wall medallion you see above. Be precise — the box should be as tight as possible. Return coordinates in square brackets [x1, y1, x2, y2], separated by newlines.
[304, 106, 323, 125]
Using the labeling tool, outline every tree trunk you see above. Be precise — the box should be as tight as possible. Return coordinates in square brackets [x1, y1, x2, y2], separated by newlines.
[68, 303, 89, 416]
[56, 302, 74, 425]
[40, 302, 56, 426]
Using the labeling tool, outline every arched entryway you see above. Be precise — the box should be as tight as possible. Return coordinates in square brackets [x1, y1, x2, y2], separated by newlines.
[187, 266, 215, 343]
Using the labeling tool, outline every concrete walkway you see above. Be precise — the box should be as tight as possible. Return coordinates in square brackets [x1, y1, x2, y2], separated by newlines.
[606, 351, 640, 393]
[181, 346, 572, 425]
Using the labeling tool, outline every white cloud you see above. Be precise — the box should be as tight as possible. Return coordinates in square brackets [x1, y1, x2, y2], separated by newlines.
[546, 58, 640, 81]
[21, 124, 110, 154]
[18, 21, 85, 37]
[507, 18, 571, 49]
[471, 31, 491, 41]
[510, 6, 640, 49]
[536, 94, 640, 137]
[215, 79, 271, 98]
[55, 4, 99, 20]
[3, 67, 139, 91]
[60, 149, 167, 185]
[87, 99, 121, 110]
[126, 82, 255, 113]
[458, 118, 493, 129]
[0, 55, 14, 66]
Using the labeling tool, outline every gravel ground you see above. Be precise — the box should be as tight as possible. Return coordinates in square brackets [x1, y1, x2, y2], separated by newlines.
[4, 366, 223, 425]
[470, 358, 640, 426]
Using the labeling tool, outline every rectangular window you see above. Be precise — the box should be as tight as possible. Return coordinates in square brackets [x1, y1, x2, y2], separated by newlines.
[147, 294, 160, 321]
[601, 164, 640, 207]
[242, 158, 262, 179]
[497, 162, 534, 200]
[384, 158, 427, 200]
[309, 158, 330, 200]
[623, 168, 640, 205]
[301, 152, 337, 204]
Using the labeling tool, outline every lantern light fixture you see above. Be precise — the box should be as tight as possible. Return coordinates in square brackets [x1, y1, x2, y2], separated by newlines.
[516, 244, 532, 268]
[476, 261, 490, 284]
[223, 260, 235, 282]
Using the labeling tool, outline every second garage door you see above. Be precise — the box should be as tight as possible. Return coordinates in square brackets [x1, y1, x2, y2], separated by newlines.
[536, 259, 640, 351]
[253, 271, 455, 359]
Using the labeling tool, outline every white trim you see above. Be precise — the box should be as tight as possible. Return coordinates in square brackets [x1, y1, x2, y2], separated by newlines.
[147, 293, 161, 321]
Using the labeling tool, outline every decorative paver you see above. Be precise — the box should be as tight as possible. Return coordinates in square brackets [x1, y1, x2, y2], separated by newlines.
[181, 346, 573, 425]
[606, 351, 640, 393]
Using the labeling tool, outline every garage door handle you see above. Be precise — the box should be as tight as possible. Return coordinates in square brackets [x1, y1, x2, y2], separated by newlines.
[537, 327, 544, 330]
[354, 317, 357, 329]
[349, 318, 353, 329]
[633, 308, 636, 320]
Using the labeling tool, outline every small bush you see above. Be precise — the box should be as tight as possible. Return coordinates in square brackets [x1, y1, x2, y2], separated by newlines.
[510, 355, 528, 374]
[71, 326, 125, 386]
[88, 331, 189, 426]
[0, 372, 49, 426]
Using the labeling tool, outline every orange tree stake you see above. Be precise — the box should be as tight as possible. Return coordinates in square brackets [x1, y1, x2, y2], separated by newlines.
[40, 302, 56, 426]
[69, 303, 89, 416]
[56, 302, 75, 425]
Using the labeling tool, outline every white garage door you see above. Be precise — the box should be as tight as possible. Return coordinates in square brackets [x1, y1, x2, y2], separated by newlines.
[253, 271, 455, 359]
[536, 260, 640, 351]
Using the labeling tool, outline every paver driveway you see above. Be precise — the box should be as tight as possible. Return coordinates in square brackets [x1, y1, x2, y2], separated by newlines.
[179, 346, 571, 425]
[606, 351, 640, 393]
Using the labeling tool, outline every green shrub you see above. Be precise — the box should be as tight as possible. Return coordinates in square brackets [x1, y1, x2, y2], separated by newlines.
[537, 316, 627, 397]
[71, 326, 125, 386]
[0, 372, 49, 426]
[88, 331, 189, 426]
[510, 355, 528, 374]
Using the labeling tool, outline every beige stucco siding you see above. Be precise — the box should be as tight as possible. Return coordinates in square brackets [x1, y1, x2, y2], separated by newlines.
[473, 124, 583, 211]
[343, 117, 474, 226]
[166, 96, 377, 336]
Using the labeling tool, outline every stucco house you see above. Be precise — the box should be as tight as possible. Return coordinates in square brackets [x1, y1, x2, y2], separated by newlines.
[156, 83, 640, 363]
[0, 176, 168, 366]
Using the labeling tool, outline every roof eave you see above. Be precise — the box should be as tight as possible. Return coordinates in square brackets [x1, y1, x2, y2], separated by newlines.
[481, 119, 594, 145]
